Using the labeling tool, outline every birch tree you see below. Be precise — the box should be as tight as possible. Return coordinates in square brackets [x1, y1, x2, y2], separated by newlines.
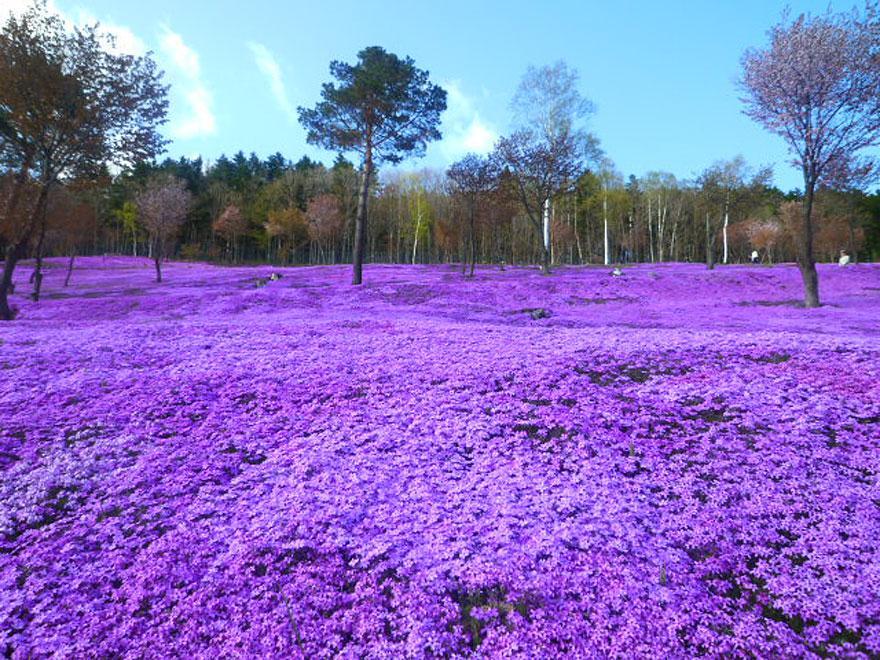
[496, 61, 600, 273]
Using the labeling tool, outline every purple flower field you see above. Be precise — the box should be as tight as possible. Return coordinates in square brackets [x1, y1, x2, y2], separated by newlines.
[1, 257, 879, 658]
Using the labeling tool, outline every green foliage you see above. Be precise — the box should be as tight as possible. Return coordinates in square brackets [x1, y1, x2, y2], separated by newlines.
[297, 46, 447, 165]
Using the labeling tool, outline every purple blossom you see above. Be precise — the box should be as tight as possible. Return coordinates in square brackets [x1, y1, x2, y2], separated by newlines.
[1, 257, 879, 657]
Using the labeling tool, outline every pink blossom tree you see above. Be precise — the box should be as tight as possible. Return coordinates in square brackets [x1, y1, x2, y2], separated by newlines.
[740, 4, 880, 307]
[136, 177, 191, 283]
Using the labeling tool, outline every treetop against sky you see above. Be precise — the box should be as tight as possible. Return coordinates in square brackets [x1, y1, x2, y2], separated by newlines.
[2, 0, 876, 190]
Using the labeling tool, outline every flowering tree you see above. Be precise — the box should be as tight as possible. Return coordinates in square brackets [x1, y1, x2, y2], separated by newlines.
[136, 177, 191, 282]
[306, 194, 343, 263]
[213, 204, 248, 263]
[740, 5, 880, 307]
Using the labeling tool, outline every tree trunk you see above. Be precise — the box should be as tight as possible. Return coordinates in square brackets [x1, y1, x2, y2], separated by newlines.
[469, 202, 477, 278]
[64, 253, 76, 287]
[541, 198, 551, 274]
[799, 178, 820, 308]
[154, 250, 163, 283]
[30, 212, 49, 302]
[352, 150, 372, 286]
[603, 187, 610, 266]
[722, 194, 730, 265]
[0, 244, 24, 320]
[706, 212, 715, 270]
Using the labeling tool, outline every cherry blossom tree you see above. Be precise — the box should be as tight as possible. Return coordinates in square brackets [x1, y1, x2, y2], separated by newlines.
[740, 4, 880, 306]
[136, 177, 191, 283]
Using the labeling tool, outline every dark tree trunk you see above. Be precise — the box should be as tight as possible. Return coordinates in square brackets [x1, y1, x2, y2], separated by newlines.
[154, 253, 162, 283]
[31, 265, 43, 302]
[30, 217, 48, 302]
[541, 245, 551, 274]
[0, 244, 24, 320]
[352, 149, 372, 286]
[799, 178, 820, 308]
[64, 253, 76, 287]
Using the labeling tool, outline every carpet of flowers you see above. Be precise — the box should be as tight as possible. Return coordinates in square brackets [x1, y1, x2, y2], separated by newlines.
[1, 257, 879, 657]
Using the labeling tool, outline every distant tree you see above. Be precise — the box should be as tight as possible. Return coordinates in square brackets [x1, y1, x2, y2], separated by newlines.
[447, 154, 497, 276]
[306, 194, 343, 262]
[740, 5, 880, 306]
[0, 1, 168, 319]
[745, 218, 783, 263]
[298, 46, 447, 284]
[495, 61, 600, 273]
[822, 159, 877, 263]
[136, 177, 191, 282]
[45, 187, 98, 287]
[698, 158, 773, 267]
[213, 204, 248, 263]
[265, 206, 308, 263]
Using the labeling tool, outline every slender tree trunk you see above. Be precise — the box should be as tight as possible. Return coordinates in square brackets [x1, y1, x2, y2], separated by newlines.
[541, 198, 551, 274]
[800, 177, 820, 307]
[603, 186, 610, 266]
[412, 209, 421, 265]
[706, 212, 715, 270]
[64, 253, 76, 287]
[469, 201, 477, 277]
[722, 192, 730, 265]
[352, 149, 372, 286]
[574, 209, 584, 264]
[154, 241, 163, 283]
[30, 210, 49, 302]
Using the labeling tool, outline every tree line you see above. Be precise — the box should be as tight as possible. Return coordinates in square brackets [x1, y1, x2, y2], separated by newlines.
[2, 1, 879, 319]
[92, 151, 878, 270]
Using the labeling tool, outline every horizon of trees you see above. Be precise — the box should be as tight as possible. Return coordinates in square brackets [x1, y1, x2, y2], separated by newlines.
[2, 0, 880, 316]
[17, 148, 879, 269]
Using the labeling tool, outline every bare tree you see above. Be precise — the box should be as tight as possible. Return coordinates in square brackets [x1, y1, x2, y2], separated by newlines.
[136, 177, 191, 283]
[740, 4, 880, 306]
[495, 61, 600, 273]
[447, 154, 497, 277]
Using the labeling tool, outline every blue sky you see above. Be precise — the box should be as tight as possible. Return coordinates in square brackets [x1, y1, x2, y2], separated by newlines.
[2, 0, 866, 190]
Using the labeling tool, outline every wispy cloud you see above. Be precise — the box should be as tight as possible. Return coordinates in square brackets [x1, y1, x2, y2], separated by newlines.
[159, 25, 216, 139]
[248, 42, 297, 123]
[437, 81, 498, 161]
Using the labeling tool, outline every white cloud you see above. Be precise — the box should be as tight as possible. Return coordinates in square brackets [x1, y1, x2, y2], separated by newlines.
[248, 42, 297, 123]
[437, 80, 498, 161]
[2, 2, 145, 56]
[159, 25, 216, 139]
[75, 9, 146, 56]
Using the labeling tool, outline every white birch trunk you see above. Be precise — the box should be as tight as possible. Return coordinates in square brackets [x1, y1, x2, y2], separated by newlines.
[603, 183, 610, 266]
[542, 198, 551, 254]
